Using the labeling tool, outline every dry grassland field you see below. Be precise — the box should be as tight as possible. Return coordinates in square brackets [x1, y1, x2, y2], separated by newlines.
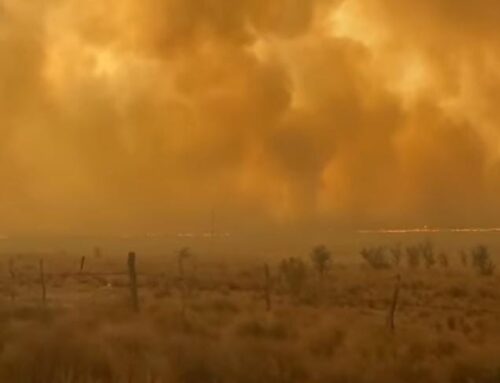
[0, 235, 499, 383]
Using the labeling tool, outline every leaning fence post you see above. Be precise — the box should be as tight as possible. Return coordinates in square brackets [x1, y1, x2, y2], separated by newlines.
[127, 252, 140, 312]
[388, 274, 401, 332]
[79, 256, 86, 274]
[264, 264, 272, 311]
[40, 259, 47, 307]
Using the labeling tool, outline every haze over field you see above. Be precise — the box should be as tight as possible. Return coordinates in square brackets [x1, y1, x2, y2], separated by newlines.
[2, 0, 500, 236]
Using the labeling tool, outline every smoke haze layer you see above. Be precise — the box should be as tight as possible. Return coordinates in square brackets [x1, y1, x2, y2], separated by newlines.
[0, 0, 499, 235]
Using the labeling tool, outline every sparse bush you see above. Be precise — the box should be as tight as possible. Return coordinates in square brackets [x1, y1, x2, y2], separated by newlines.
[309, 245, 331, 280]
[279, 257, 307, 295]
[438, 253, 449, 268]
[406, 245, 421, 269]
[208, 298, 239, 314]
[470, 245, 495, 276]
[448, 286, 468, 299]
[177, 247, 192, 277]
[361, 246, 390, 269]
[419, 241, 436, 269]
[460, 250, 469, 268]
[406, 241, 436, 269]
[236, 319, 292, 340]
[390, 244, 403, 267]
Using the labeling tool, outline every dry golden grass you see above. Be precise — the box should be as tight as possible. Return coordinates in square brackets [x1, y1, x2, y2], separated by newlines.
[0, 250, 499, 382]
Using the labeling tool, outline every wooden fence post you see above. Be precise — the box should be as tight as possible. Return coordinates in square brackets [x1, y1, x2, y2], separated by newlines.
[264, 264, 272, 311]
[127, 252, 140, 312]
[40, 259, 47, 307]
[79, 256, 86, 274]
[388, 274, 401, 332]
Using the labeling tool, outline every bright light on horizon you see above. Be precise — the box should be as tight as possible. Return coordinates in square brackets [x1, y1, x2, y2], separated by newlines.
[359, 227, 500, 234]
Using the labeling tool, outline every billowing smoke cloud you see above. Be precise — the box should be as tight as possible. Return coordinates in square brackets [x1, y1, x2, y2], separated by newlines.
[0, 0, 498, 235]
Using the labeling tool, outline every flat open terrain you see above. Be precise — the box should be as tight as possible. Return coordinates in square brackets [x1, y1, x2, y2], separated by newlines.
[0, 243, 499, 383]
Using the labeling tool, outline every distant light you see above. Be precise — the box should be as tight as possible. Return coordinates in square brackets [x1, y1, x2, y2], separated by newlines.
[176, 232, 231, 238]
[358, 227, 500, 234]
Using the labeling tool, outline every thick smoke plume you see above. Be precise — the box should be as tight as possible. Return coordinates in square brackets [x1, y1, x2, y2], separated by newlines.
[0, 0, 498, 234]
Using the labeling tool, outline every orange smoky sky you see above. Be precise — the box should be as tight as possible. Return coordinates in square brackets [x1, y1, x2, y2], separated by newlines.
[0, 0, 499, 235]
